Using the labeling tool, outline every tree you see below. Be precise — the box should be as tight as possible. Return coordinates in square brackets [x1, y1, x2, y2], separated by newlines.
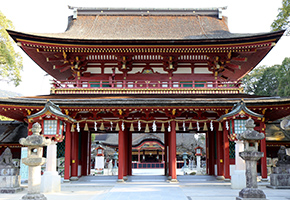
[271, 0, 290, 33]
[242, 58, 290, 97]
[0, 11, 22, 86]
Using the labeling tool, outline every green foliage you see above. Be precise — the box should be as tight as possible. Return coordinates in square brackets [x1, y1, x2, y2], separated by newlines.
[242, 58, 290, 97]
[0, 11, 22, 86]
[271, 0, 290, 33]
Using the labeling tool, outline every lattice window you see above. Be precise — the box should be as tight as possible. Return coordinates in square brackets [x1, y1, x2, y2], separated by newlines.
[229, 141, 235, 159]
[234, 120, 246, 134]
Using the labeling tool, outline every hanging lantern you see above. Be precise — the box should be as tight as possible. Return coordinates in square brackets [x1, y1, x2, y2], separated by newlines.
[203, 122, 208, 131]
[130, 123, 134, 132]
[145, 123, 150, 133]
[115, 122, 120, 131]
[161, 123, 165, 132]
[197, 121, 200, 131]
[183, 121, 186, 131]
[188, 122, 193, 130]
[100, 122, 105, 131]
[84, 123, 89, 131]
[176, 122, 179, 131]
[218, 122, 222, 131]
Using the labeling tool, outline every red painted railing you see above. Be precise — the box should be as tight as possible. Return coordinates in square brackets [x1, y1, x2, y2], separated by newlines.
[52, 79, 241, 90]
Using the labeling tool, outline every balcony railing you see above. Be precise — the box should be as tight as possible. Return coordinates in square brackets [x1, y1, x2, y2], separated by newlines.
[51, 79, 243, 95]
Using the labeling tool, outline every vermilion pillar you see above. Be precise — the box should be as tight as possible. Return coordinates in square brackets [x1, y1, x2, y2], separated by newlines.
[64, 123, 71, 181]
[216, 123, 224, 179]
[208, 130, 215, 175]
[81, 131, 89, 176]
[206, 130, 209, 175]
[71, 130, 79, 180]
[223, 121, 230, 180]
[118, 121, 125, 182]
[164, 130, 168, 176]
[88, 132, 92, 175]
[128, 130, 132, 176]
[169, 121, 177, 181]
[260, 122, 267, 180]
[123, 128, 128, 178]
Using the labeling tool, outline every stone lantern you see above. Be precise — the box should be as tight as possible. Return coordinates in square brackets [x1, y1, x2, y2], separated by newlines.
[27, 100, 75, 192]
[236, 119, 267, 200]
[195, 146, 203, 175]
[19, 122, 51, 200]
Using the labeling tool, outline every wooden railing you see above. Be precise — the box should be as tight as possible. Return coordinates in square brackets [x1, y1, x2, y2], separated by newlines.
[52, 79, 241, 89]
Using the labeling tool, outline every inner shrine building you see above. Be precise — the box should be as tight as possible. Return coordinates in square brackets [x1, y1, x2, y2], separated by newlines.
[1, 7, 290, 182]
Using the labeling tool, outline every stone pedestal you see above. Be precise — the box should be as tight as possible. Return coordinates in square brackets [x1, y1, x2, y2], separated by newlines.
[41, 142, 61, 193]
[232, 140, 246, 189]
[196, 156, 201, 175]
[19, 122, 51, 200]
[236, 151, 267, 200]
[0, 175, 23, 193]
[0, 147, 24, 193]
[268, 164, 290, 189]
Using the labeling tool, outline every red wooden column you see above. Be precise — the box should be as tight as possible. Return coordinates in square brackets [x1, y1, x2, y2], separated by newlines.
[216, 123, 224, 179]
[118, 121, 125, 182]
[208, 130, 215, 175]
[169, 121, 177, 181]
[168, 129, 172, 178]
[71, 129, 79, 180]
[123, 128, 128, 178]
[64, 123, 71, 182]
[223, 121, 230, 180]
[206, 131, 209, 175]
[164, 130, 168, 176]
[260, 121, 267, 180]
[88, 132, 92, 175]
[81, 131, 89, 176]
[128, 130, 132, 176]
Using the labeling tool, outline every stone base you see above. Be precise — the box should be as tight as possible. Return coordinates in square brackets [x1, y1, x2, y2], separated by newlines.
[70, 176, 79, 181]
[216, 176, 225, 180]
[236, 197, 268, 200]
[41, 171, 61, 193]
[269, 165, 290, 188]
[237, 188, 267, 200]
[0, 187, 23, 193]
[0, 175, 21, 188]
[117, 179, 124, 182]
[170, 179, 179, 183]
[21, 193, 47, 200]
[231, 170, 246, 189]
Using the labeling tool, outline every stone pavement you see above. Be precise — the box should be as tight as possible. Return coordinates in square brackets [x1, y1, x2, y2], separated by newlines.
[1, 175, 290, 200]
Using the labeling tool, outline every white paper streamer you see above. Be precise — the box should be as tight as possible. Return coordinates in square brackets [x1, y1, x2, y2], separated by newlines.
[210, 120, 214, 131]
[168, 122, 171, 132]
[226, 121, 229, 130]
[110, 121, 113, 131]
[138, 121, 141, 131]
[152, 121, 157, 132]
[121, 121, 125, 131]
[77, 122, 80, 132]
[183, 121, 186, 131]
[94, 122, 97, 131]
[197, 121, 200, 131]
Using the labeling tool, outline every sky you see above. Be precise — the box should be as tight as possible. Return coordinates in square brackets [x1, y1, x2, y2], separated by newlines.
[1, 0, 289, 96]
